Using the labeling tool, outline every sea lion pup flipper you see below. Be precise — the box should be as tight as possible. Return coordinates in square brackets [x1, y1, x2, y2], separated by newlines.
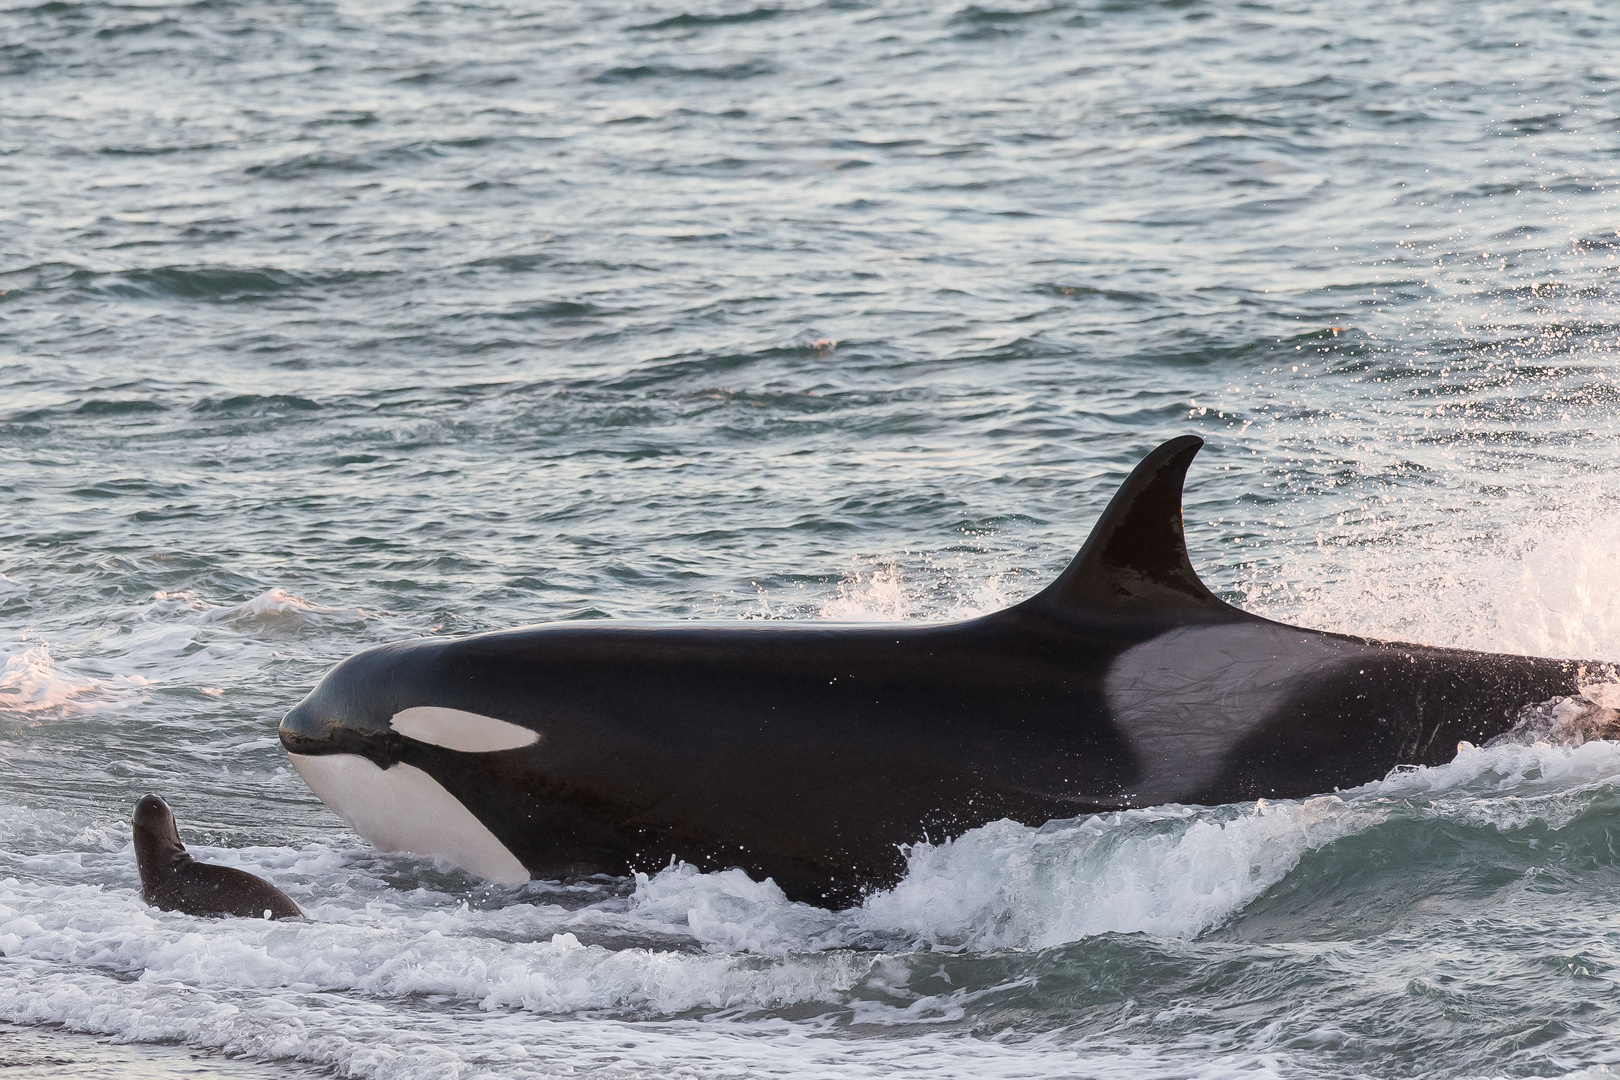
[131, 795, 302, 919]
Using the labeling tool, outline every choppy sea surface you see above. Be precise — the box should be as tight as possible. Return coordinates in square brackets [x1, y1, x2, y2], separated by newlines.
[6, 0, 1620, 1076]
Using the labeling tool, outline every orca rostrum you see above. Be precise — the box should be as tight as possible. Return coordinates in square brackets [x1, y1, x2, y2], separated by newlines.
[280, 436, 1605, 908]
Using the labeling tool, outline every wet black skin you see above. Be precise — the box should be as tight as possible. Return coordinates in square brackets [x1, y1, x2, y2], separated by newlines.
[132, 795, 302, 919]
[280, 437, 1598, 909]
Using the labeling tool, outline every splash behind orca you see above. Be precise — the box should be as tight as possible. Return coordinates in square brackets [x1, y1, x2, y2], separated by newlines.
[280, 437, 1606, 907]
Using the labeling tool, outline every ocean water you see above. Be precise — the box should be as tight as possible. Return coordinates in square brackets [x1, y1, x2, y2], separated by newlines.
[6, 0, 1620, 1076]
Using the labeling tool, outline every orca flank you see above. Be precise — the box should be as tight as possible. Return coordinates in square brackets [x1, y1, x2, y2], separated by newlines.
[280, 437, 1600, 908]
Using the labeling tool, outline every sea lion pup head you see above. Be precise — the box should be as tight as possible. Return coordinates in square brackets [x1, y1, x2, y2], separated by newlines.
[132, 794, 183, 851]
[132, 793, 185, 880]
[132, 794, 188, 909]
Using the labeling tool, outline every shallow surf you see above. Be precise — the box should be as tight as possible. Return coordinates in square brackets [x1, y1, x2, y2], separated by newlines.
[7, 0, 1620, 1075]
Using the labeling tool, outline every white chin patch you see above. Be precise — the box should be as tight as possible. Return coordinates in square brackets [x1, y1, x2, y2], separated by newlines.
[288, 752, 529, 885]
[389, 706, 539, 753]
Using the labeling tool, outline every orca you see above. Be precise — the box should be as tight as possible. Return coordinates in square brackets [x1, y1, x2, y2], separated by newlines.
[132, 795, 302, 919]
[280, 436, 1608, 908]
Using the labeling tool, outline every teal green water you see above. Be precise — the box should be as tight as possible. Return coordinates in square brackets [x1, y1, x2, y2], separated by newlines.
[5, 1, 1620, 1076]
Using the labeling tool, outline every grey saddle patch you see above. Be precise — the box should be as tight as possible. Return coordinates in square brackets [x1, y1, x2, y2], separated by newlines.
[1105, 622, 1369, 805]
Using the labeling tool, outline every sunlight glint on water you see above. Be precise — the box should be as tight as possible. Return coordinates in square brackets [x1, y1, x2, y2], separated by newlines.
[5, 0, 1620, 1076]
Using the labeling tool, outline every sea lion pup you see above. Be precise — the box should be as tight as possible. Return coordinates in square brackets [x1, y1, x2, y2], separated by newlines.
[132, 795, 302, 919]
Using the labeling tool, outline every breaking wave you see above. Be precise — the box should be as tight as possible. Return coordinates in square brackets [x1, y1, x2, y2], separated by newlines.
[0, 641, 145, 715]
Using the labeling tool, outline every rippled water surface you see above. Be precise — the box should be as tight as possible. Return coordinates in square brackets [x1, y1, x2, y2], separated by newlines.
[6, 0, 1620, 1076]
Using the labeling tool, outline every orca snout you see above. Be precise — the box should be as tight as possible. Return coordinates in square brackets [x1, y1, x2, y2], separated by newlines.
[279, 698, 400, 762]
[278, 699, 335, 755]
[280, 644, 429, 759]
[278, 657, 405, 765]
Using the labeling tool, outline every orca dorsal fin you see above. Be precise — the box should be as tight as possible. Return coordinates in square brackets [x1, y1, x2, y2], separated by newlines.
[1028, 435, 1243, 624]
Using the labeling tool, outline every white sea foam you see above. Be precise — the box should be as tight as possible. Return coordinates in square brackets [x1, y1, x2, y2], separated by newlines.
[1242, 505, 1620, 663]
[0, 641, 142, 715]
[811, 557, 1016, 623]
[0, 964, 1277, 1080]
[858, 798, 1370, 950]
[626, 863, 846, 953]
[5, 730, 1620, 1078]
[868, 737, 1620, 950]
[0, 882, 1274, 1080]
[1375, 734, 1620, 800]
[0, 586, 407, 720]
[0, 644, 96, 712]
[197, 587, 373, 629]
[818, 562, 913, 621]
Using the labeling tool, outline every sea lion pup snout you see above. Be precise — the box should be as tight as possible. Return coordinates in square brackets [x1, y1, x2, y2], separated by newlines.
[131, 794, 302, 920]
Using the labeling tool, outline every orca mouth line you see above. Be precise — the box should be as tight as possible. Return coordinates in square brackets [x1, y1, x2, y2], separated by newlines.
[279, 703, 540, 760]
[278, 705, 402, 766]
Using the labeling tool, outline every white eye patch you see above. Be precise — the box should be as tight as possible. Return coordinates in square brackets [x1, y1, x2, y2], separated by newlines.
[389, 706, 539, 753]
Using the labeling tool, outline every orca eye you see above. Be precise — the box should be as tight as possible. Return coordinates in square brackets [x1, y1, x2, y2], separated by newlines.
[389, 706, 539, 753]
